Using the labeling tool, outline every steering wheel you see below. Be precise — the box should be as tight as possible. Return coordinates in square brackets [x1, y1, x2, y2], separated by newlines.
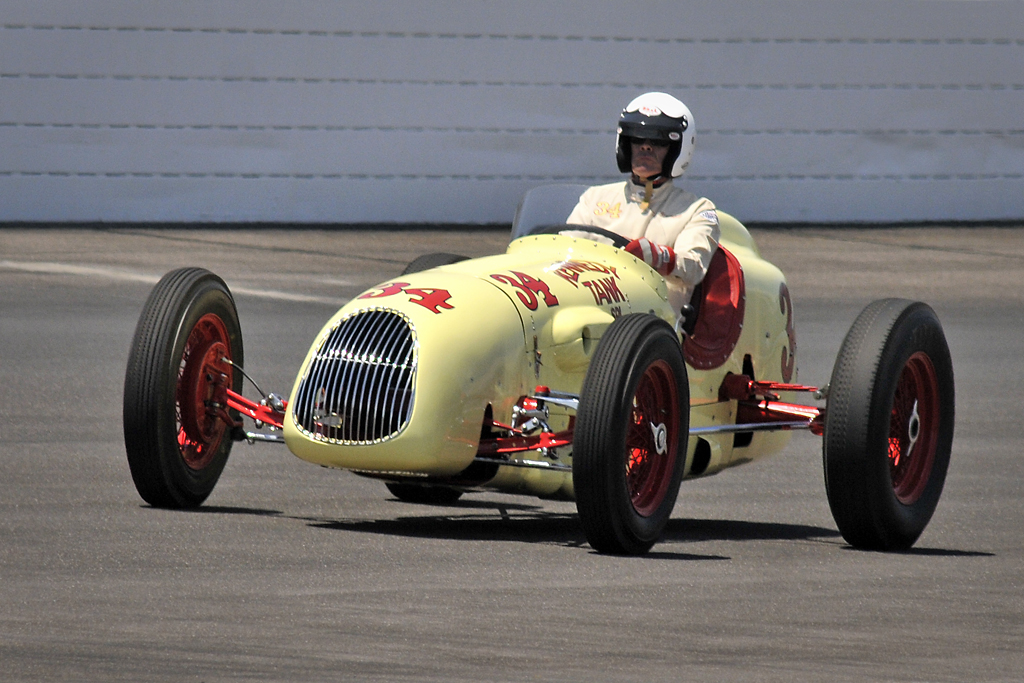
[527, 223, 631, 249]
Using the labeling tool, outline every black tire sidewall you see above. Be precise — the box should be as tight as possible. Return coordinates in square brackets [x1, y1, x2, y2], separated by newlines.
[124, 269, 243, 508]
[160, 282, 242, 501]
[824, 299, 954, 549]
[574, 314, 689, 554]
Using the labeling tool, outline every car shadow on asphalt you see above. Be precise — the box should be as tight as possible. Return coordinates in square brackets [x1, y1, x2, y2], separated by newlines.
[663, 517, 841, 544]
[299, 503, 844, 561]
[181, 505, 284, 517]
[839, 545, 994, 558]
[306, 511, 586, 546]
[174, 504, 992, 559]
[306, 514, 733, 561]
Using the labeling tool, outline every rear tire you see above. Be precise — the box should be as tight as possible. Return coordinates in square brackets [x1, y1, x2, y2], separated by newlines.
[823, 299, 954, 550]
[401, 253, 468, 275]
[573, 314, 688, 555]
[123, 268, 243, 509]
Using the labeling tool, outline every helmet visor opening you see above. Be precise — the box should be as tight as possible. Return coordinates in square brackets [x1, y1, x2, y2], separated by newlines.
[618, 122, 680, 142]
[627, 136, 670, 148]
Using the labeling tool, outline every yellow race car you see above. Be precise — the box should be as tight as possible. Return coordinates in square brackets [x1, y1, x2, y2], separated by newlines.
[123, 185, 955, 555]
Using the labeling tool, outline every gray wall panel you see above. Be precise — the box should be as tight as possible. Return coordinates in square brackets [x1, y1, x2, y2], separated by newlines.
[6, 29, 1021, 85]
[2, 1, 1022, 223]
[5, 79, 1022, 132]
[5, 174, 1015, 223]
[5, 1, 1021, 37]
[9, 125, 1021, 179]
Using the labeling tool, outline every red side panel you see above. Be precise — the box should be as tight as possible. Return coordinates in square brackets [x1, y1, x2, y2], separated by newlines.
[684, 246, 746, 370]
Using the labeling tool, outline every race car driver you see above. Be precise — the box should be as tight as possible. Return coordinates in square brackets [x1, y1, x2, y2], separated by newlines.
[565, 92, 720, 315]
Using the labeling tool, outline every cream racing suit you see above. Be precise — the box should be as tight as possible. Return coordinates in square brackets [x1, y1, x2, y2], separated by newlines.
[565, 179, 720, 315]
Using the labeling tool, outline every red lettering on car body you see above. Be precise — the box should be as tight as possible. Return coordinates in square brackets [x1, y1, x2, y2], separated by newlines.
[554, 260, 619, 287]
[358, 281, 410, 299]
[357, 282, 454, 314]
[404, 288, 454, 314]
[490, 271, 559, 311]
[583, 276, 625, 306]
[554, 263, 584, 287]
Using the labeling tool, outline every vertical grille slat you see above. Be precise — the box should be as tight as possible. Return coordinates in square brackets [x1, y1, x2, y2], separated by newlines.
[361, 312, 403, 441]
[363, 314, 403, 441]
[293, 309, 417, 444]
[386, 321, 415, 438]
[338, 313, 378, 441]
[386, 330, 415, 438]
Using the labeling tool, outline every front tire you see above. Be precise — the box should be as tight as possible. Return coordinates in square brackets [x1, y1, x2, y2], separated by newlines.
[823, 299, 954, 550]
[573, 314, 689, 555]
[123, 268, 243, 509]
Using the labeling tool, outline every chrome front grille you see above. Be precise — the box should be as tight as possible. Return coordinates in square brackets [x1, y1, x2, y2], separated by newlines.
[292, 309, 417, 444]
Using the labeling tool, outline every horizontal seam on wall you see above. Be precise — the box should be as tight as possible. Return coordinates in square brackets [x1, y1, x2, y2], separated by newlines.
[1, 172, 1021, 181]
[2, 24, 1022, 45]
[2, 74, 1022, 90]
[3, 123, 1024, 136]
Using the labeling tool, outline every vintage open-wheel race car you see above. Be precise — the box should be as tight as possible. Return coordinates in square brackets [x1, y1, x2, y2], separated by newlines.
[122, 184, 955, 555]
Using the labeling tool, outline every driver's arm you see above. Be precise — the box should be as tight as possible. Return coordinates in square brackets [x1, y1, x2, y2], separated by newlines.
[668, 199, 720, 289]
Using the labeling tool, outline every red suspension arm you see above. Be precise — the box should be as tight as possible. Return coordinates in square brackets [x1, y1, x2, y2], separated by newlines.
[225, 389, 286, 430]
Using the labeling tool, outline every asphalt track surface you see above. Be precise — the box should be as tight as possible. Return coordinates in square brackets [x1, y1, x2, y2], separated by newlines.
[2, 225, 1022, 682]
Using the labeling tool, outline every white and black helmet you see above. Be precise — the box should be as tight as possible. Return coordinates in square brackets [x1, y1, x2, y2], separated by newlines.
[615, 92, 695, 178]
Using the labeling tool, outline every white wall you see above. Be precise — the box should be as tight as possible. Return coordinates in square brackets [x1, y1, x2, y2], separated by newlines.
[2, 1, 1022, 224]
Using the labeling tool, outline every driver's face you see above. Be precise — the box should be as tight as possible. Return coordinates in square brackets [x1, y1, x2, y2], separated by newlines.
[630, 138, 669, 179]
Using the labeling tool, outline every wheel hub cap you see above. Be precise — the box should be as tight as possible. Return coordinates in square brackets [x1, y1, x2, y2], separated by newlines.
[650, 422, 668, 455]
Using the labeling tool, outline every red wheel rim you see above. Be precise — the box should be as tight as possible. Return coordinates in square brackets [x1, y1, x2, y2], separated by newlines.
[625, 360, 679, 517]
[176, 313, 233, 471]
[888, 351, 940, 504]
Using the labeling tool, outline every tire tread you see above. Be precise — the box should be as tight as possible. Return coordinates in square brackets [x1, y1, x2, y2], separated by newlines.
[574, 314, 688, 555]
[123, 268, 241, 508]
[824, 299, 954, 550]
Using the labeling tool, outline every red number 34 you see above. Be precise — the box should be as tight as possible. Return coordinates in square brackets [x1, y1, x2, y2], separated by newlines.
[490, 271, 559, 311]
[358, 282, 455, 314]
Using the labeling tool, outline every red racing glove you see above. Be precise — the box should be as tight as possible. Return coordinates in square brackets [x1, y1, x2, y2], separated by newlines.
[625, 238, 675, 276]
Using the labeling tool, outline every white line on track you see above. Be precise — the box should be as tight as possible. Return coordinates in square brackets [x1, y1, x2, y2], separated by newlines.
[0, 260, 349, 306]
